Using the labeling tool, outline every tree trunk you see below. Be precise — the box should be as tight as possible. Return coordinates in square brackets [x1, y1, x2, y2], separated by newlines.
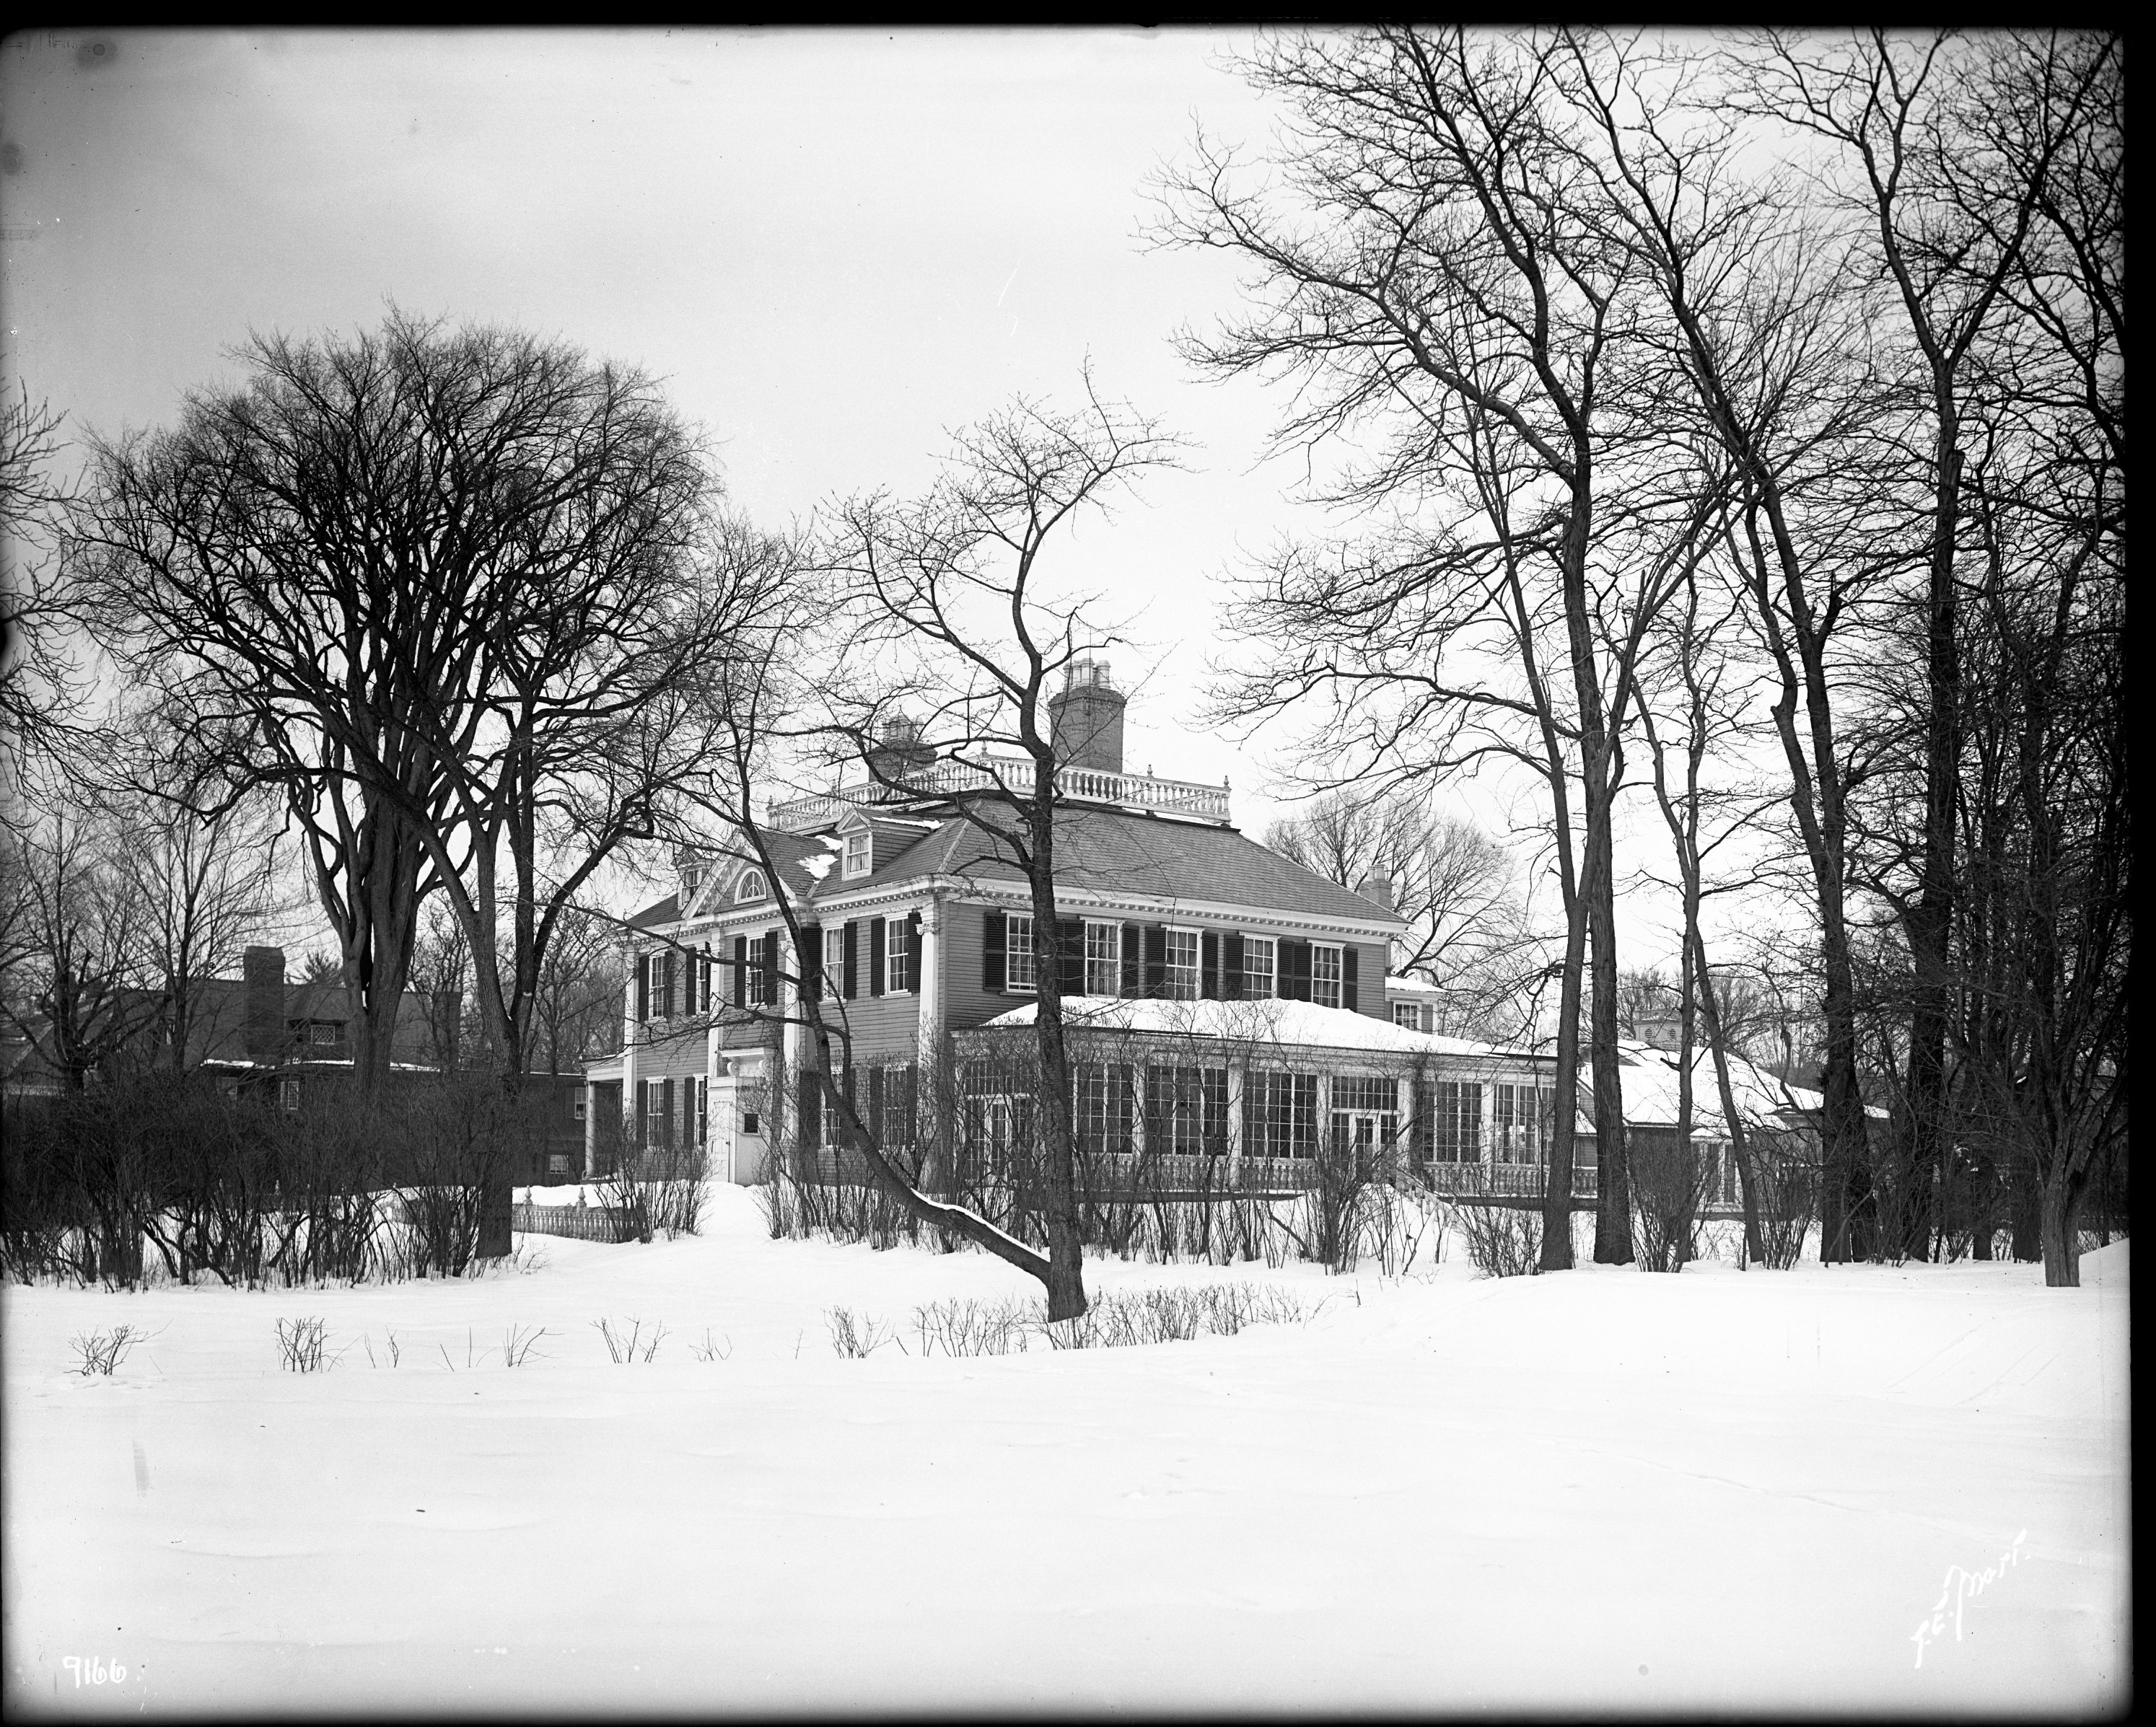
[1538, 885, 1588, 1272]
[2038, 1162, 2082, 1288]
[1026, 775, 1089, 1322]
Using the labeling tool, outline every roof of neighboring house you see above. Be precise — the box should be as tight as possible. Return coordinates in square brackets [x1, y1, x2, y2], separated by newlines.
[976, 998, 1523, 1060]
[802, 805, 1408, 929]
[1612, 1038, 1837, 1133]
[627, 894, 680, 930]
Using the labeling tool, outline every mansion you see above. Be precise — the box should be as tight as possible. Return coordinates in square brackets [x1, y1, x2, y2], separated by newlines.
[585, 659, 1573, 1196]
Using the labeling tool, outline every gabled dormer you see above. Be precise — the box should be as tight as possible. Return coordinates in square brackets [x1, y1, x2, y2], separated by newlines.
[830, 808, 938, 885]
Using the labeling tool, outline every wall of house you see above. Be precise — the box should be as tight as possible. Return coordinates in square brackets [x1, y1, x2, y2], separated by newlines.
[941, 899, 1393, 1028]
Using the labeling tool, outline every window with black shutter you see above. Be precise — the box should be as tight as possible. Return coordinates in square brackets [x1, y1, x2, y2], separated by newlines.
[1223, 933, 1245, 1000]
[636, 957, 649, 1022]
[762, 931, 781, 1006]
[732, 934, 748, 1006]
[1344, 946, 1360, 1013]
[1120, 923, 1140, 996]
[906, 911, 923, 993]
[843, 921, 859, 1000]
[1201, 931, 1221, 999]
[983, 909, 1007, 993]
[659, 1078, 674, 1148]
[799, 924, 822, 1001]
[869, 918, 885, 997]
[1143, 925, 1167, 997]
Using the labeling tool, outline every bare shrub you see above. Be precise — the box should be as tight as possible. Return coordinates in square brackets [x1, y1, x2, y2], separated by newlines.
[70, 1324, 147, 1376]
[592, 1317, 666, 1363]
[361, 1328, 403, 1368]
[501, 1324, 548, 1366]
[1631, 1133, 1715, 1273]
[1750, 1133, 1818, 1269]
[911, 1296, 1032, 1358]
[274, 1316, 331, 1372]
[688, 1328, 733, 1362]
[1035, 1280, 1310, 1350]
[1434, 1187, 1543, 1280]
[825, 1306, 899, 1358]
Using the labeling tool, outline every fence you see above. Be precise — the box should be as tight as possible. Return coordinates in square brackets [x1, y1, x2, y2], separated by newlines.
[511, 1202, 643, 1244]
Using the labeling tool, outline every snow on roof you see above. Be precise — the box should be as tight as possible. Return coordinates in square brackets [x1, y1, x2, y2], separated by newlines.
[800, 854, 834, 880]
[980, 996, 1522, 1060]
[1612, 1038, 1826, 1130]
[1385, 974, 1444, 995]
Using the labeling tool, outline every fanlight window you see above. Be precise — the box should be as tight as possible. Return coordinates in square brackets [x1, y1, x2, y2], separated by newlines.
[735, 869, 767, 904]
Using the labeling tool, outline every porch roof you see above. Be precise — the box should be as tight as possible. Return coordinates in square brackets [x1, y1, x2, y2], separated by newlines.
[973, 997, 1536, 1060]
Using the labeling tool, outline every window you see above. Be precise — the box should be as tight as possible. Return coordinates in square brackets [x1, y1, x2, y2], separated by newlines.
[1074, 1062, 1137, 1156]
[1494, 1083, 1556, 1164]
[279, 1078, 302, 1115]
[735, 869, 766, 904]
[648, 952, 670, 1018]
[1162, 929, 1200, 1000]
[843, 832, 872, 879]
[1247, 1071, 1319, 1159]
[1144, 1065, 1228, 1154]
[823, 926, 846, 1001]
[573, 1094, 587, 1120]
[1243, 936, 1276, 1000]
[310, 1021, 340, 1046]
[1006, 913, 1037, 991]
[547, 1153, 571, 1175]
[885, 915, 910, 995]
[1311, 944, 1344, 1009]
[1424, 1081, 1481, 1164]
[874, 1064, 918, 1149]
[1393, 1003, 1423, 1032]
[1328, 1074, 1400, 1156]
[682, 864, 704, 900]
[1084, 921, 1122, 997]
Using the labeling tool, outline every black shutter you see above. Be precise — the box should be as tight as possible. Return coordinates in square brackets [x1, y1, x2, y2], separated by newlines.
[635, 1078, 647, 1135]
[1282, 939, 1313, 1002]
[763, 932, 781, 1005]
[983, 909, 1007, 993]
[843, 921, 859, 1000]
[799, 924, 822, 1001]
[1143, 925, 1166, 998]
[869, 1066, 885, 1139]
[1119, 923, 1139, 996]
[660, 1078, 673, 1148]
[732, 935, 748, 1006]
[1059, 918, 1084, 995]
[1201, 931, 1220, 1000]
[907, 911, 923, 993]
[636, 956, 649, 1022]
[1223, 933, 1245, 1000]
[1344, 945, 1360, 1014]
[800, 1073, 821, 1148]
[869, 918, 886, 997]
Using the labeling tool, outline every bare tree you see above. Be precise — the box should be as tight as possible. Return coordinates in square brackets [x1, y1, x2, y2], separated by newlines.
[0, 385, 87, 809]
[812, 381, 1185, 1319]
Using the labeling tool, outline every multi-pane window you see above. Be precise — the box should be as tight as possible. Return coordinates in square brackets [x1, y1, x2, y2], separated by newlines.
[735, 869, 766, 903]
[1393, 1003, 1423, 1032]
[648, 952, 669, 1018]
[1163, 928, 1200, 999]
[1311, 944, 1344, 1009]
[1144, 1064, 1230, 1153]
[885, 916, 910, 994]
[1074, 1062, 1138, 1157]
[1247, 1071, 1319, 1159]
[748, 934, 777, 1008]
[1084, 921, 1122, 996]
[1427, 1081, 1482, 1163]
[1328, 1075, 1399, 1151]
[1006, 913, 1037, 991]
[823, 926, 845, 1000]
[875, 1064, 918, 1150]
[1243, 936, 1276, 999]
[1493, 1083, 1556, 1164]
[843, 832, 871, 879]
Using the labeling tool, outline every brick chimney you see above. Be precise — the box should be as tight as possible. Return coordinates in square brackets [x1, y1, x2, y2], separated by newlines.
[242, 945, 286, 1065]
[1048, 655, 1126, 775]
[1354, 867, 1395, 913]
[864, 713, 934, 786]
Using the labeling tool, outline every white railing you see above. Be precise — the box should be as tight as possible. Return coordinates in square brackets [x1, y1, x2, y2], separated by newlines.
[767, 758, 1232, 831]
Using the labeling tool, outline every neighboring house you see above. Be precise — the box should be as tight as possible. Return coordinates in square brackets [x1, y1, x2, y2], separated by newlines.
[586, 656, 1563, 1192]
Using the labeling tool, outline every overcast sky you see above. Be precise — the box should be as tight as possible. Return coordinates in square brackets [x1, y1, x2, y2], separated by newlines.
[3, 26, 1752, 967]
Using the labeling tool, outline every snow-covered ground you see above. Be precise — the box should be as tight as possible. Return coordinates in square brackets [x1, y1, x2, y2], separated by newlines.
[3, 1192, 2128, 1716]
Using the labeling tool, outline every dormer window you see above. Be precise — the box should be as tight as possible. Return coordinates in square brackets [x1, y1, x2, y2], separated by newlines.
[735, 869, 767, 904]
[843, 832, 872, 879]
[682, 863, 704, 900]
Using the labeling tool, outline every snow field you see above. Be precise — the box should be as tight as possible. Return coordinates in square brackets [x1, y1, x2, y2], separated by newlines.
[2, 1190, 2128, 1716]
